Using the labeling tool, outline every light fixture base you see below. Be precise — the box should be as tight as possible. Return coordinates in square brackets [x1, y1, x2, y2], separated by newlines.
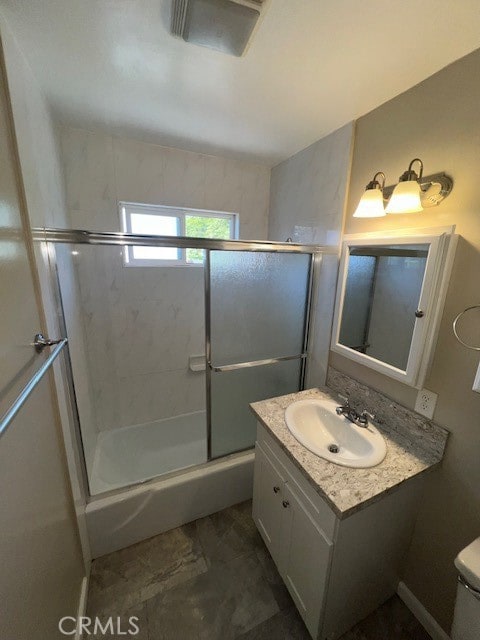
[383, 172, 453, 208]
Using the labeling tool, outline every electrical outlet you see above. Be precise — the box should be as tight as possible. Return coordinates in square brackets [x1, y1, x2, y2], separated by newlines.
[415, 388, 438, 419]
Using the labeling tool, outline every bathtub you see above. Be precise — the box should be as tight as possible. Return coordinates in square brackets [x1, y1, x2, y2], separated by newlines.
[89, 410, 208, 495]
[85, 410, 254, 557]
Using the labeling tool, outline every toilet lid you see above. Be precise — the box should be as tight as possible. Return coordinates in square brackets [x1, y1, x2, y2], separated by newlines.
[455, 537, 480, 591]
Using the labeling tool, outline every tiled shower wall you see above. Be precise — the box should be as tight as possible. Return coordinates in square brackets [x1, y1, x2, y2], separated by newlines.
[268, 123, 354, 388]
[58, 127, 271, 433]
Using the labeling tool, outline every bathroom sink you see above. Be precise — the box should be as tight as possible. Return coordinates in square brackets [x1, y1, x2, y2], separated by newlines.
[284, 397, 387, 468]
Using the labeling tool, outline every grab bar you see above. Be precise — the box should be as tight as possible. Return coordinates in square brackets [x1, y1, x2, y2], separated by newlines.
[0, 337, 68, 439]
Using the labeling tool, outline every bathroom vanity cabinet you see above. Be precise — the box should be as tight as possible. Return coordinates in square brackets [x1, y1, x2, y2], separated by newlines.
[252, 424, 424, 640]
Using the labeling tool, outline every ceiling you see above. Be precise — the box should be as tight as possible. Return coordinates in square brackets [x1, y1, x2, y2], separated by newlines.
[1, 0, 480, 165]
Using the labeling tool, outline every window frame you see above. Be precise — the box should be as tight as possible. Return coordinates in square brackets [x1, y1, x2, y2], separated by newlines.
[119, 201, 239, 267]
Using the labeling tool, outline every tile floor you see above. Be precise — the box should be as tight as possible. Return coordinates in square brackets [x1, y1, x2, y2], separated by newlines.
[87, 500, 432, 640]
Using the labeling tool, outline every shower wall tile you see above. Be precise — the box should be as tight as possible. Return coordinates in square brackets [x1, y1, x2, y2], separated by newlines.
[58, 127, 270, 431]
[204, 155, 243, 213]
[269, 123, 353, 246]
[111, 286, 205, 377]
[268, 123, 354, 388]
[60, 127, 117, 229]
[241, 164, 270, 240]
[117, 370, 206, 428]
[161, 146, 206, 209]
[112, 258, 201, 303]
[73, 248, 120, 431]
[113, 136, 167, 206]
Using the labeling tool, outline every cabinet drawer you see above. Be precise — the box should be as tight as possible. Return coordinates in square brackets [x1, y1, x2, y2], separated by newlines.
[256, 423, 337, 543]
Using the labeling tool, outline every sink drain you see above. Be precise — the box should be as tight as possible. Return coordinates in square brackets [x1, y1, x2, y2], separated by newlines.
[328, 444, 339, 454]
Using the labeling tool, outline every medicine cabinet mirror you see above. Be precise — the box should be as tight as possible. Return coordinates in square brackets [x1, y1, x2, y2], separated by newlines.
[331, 229, 457, 387]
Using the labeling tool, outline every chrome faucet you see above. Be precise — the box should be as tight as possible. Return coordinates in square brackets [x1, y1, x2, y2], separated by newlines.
[335, 395, 375, 429]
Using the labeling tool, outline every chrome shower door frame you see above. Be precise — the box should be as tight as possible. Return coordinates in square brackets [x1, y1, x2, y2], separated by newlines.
[204, 248, 317, 460]
[35, 227, 328, 497]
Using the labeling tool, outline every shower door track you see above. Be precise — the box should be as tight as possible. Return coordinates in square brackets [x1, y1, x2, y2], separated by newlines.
[35, 226, 327, 496]
[33, 227, 334, 253]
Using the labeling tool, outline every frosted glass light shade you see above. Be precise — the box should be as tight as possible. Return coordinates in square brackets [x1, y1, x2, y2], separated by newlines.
[386, 181, 423, 214]
[353, 188, 386, 218]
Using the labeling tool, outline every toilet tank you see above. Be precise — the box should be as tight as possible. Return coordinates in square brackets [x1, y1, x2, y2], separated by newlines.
[452, 537, 480, 640]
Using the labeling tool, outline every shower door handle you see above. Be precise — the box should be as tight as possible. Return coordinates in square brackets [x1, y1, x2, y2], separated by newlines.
[209, 353, 307, 373]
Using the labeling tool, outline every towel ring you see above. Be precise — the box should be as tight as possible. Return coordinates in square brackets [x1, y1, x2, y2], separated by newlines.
[453, 305, 480, 351]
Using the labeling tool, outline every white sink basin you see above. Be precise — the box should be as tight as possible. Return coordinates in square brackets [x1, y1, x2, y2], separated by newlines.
[284, 397, 387, 468]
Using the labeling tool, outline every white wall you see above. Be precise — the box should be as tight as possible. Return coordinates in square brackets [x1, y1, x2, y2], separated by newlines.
[0, 19, 92, 563]
[268, 123, 354, 387]
[0, 20, 86, 637]
[58, 127, 271, 438]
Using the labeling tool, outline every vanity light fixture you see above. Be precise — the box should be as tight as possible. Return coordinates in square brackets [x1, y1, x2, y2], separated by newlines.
[353, 172, 386, 218]
[385, 158, 424, 214]
[353, 158, 453, 218]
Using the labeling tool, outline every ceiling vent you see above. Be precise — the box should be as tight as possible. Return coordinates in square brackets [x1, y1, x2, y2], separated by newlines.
[171, 0, 267, 56]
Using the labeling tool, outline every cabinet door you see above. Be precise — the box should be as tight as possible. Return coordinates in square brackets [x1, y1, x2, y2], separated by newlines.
[282, 482, 333, 638]
[252, 443, 286, 563]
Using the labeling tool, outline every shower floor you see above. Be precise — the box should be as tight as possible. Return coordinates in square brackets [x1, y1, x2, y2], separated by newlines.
[89, 410, 207, 495]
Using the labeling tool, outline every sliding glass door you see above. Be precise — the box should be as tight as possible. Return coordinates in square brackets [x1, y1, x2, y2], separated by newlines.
[207, 250, 312, 458]
[40, 225, 320, 496]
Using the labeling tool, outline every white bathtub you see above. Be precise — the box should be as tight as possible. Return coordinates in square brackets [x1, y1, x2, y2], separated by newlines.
[86, 449, 255, 557]
[89, 410, 208, 495]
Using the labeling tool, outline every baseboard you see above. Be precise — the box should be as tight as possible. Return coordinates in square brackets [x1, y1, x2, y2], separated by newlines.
[75, 575, 89, 640]
[397, 581, 451, 640]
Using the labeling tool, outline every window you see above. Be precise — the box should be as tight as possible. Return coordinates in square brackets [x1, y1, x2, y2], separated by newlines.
[120, 202, 238, 266]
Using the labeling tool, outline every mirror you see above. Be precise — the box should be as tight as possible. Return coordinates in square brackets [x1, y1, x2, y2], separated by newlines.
[331, 231, 457, 387]
[339, 244, 428, 370]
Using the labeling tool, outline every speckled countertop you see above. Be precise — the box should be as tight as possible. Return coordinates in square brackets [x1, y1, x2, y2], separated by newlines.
[250, 385, 449, 519]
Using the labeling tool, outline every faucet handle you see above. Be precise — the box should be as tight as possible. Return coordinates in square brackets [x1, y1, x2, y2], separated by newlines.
[338, 394, 350, 406]
[360, 410, 376, 423]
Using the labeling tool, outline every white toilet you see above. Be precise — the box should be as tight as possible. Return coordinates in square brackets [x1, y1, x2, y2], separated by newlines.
[452, 536, 480, 640]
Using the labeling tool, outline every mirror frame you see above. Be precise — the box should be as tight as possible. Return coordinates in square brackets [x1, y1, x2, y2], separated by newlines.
[331, 227, 457, 388]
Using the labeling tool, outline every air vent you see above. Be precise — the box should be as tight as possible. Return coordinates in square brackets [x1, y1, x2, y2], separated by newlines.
[171, 0, 267, 56]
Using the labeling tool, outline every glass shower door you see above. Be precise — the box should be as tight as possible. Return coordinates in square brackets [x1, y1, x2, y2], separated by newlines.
[208, 250, 312, 458]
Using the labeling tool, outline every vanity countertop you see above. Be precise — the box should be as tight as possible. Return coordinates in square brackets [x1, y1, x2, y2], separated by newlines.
[250, 386, 449, 519]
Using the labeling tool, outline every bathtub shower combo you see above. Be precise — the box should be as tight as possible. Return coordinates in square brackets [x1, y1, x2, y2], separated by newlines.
[40, 227, 326, 555]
